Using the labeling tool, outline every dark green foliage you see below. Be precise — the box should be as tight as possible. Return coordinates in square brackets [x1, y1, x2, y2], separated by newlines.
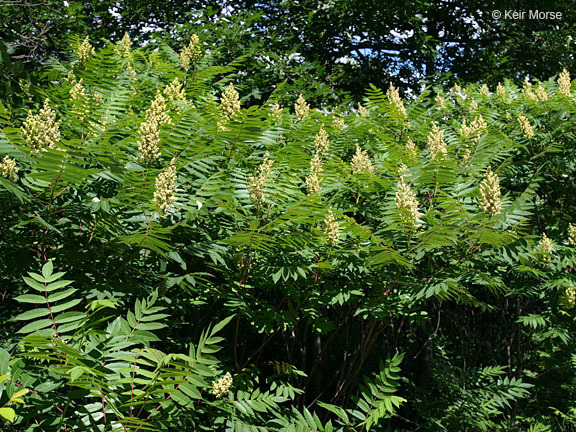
[1, 32, 576, 431]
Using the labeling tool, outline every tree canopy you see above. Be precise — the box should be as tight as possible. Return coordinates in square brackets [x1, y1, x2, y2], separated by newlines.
[2, 0, 575, 101]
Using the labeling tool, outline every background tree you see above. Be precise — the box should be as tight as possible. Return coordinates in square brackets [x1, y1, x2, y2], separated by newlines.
[2, 0, 575, 103]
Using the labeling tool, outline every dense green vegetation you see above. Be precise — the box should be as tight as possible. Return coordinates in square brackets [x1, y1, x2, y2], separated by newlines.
[2, 4, 576, 431]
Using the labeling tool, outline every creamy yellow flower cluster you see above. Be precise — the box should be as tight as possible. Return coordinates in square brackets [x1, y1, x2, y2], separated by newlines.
[114, 33, 132, 58]
[479, 166, 502, 216]
[212, 372, 233, 399]
[22, 99, 61, 154]
[0, 155, 17, 181]
[351, 145, 373, 174]
[324, 210, 340, 246]
[153, 159, 178, 214]
[69, 78, 99, 122]
[218, 83, 241, 131]
[163, 78, 187, 102]
[137, 93, 172, 165]
[180, 34, 203, 72]
[305, 124, 332, 195]
[306, 152, 323, 195]
[427, 124, 446, 159]
[76, 36, 95, 63]
[522, 80, 548, 102]
[387, 84, 406, 117]
[395, 173, 420, 229]
[248, 153, 275, 208]
[294, 94, 310, 122]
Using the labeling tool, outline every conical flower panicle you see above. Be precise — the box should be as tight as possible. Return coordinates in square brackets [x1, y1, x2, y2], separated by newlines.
[306, 152, 323, 195]
[387, 84, 406, 116]
[127, 65, 137, 82]
[70, 78, 86, 100]
[22, 99, 61, 154]
[138, 120, 161, 165]
[70, 78, 90, 121]
[406, 139, 418, 159]
[395, 177, 420, 228]
[460, 116, 487, 143]
[163, 78, 186, 102]
[398, 163, 408, 177]
[259, 153, 274, 177]
[271, 103, 283, 122]
[558, 68, 571, 96]
[427, 124, 446, 159]
[472, 115, 487, 132]
[137, 93, 172, 164]
[538, 233, 554, 261]
[561, 284, 576, 310]
[153, 159, 178, 214]
[212, 372, 233, 399]
[568, 223, 576, 246]
[77, 36, 95, 63]
[333, 113, 345, 130]
[115, 32, 132, 57]
[0, 155, 17, 181]
[479, 166, 502, 216]
[351, 145, 373, 174]
[180, 34, 202, 72]
[146, 93, 172, 126]
[121, 32, 132, 56]
[496, 82, 506, 100]
[535, 84, 548, 102]
[314, 124, 330, 156]
[435, 94, 446, 109]
[522, 80, 537, 101]
[218, 83, 241, 131]
[324, 210, 340, 246]
[453, 84, 467, 105]
[248, 153, 275, 208]
[517, 114, 534, 138]
[295, 94, 310, 121]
